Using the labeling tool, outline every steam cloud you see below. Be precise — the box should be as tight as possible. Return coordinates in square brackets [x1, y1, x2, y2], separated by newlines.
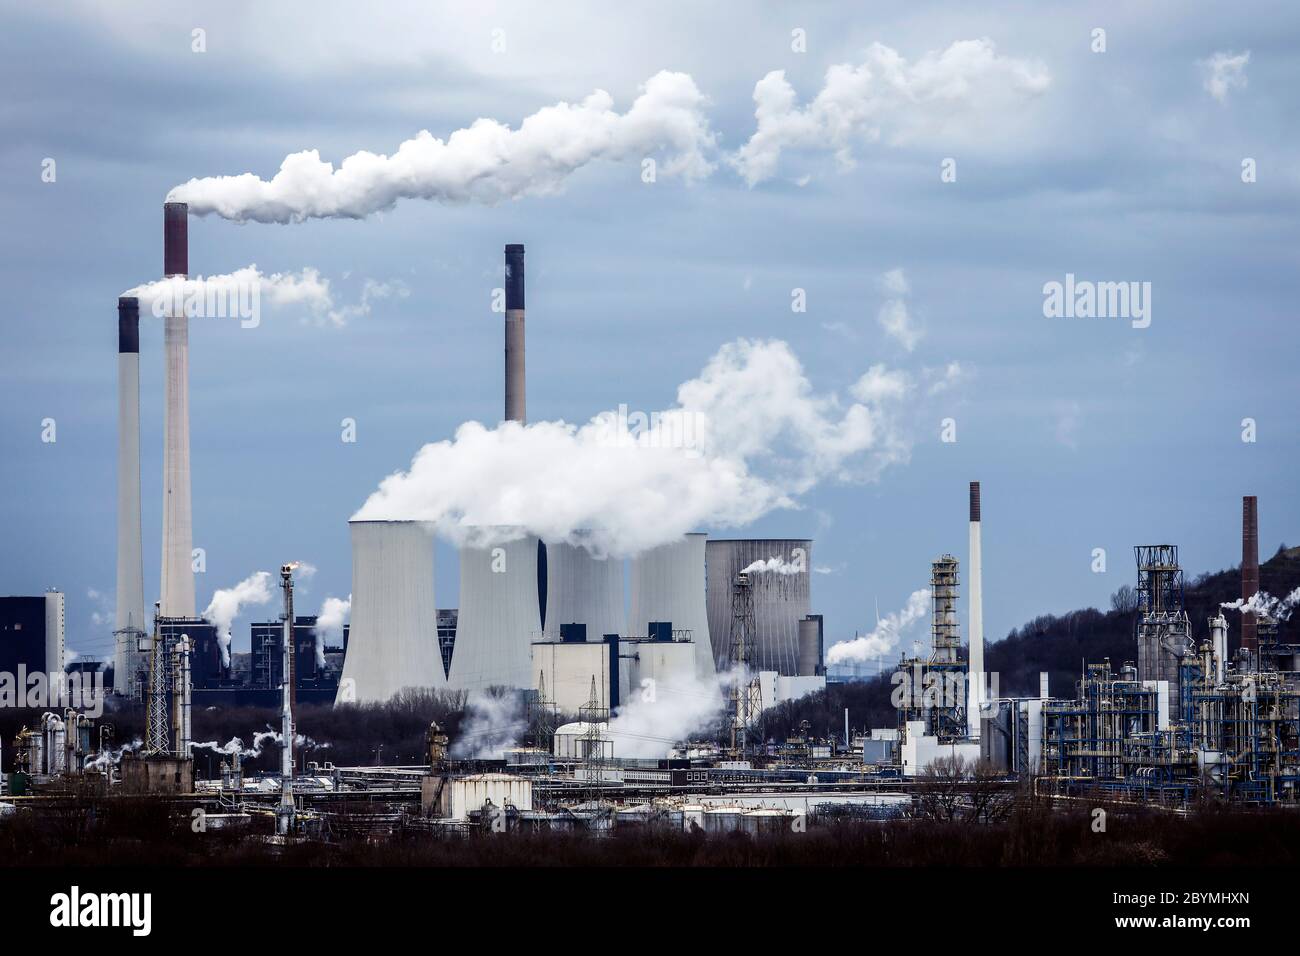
[606, 672, 726, 759]
[1221, 587, 1300, 622]
[742, 556, 805, 576]
[451, 690, 526, 759]
[314, 595, 351, 668]
[202, 572, 276, 667]
[826, 588, 932, 664]
[191, 730, 327, 761]
[124, 266, 403, 327]
[353, 338, 928, 557]
[733, 39, 1050, 185]
[167, 71, 714, 223]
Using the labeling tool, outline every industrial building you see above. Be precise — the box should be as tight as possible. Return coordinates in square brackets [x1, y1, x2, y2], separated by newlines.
[0, 592, 64, 679]
[705, 538, 813, 675]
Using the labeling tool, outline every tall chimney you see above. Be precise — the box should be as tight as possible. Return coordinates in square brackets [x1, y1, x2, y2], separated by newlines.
[160, 202, 195, 617]
[967, 480, 984, 737]
[504, 243, 526, 424]
[1241, 495, 1259, 654]
[114, 297, 146, 696]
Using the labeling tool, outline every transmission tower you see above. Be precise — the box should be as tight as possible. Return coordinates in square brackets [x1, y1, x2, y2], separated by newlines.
[729, 571, 760, 754]
[578, 677, 610, 805]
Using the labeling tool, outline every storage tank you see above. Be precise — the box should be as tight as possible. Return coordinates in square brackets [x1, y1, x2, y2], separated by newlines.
[448, 535, 542, 692]
[336, 520, 445, 704]
[629, 533, 715, 679]
[705, 539, 812, 675]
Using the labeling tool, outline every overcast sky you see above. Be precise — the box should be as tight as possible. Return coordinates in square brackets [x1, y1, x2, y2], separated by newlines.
[2, 1, 1296, 665]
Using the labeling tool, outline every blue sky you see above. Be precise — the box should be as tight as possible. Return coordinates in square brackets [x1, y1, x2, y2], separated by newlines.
[2, 1, 1296, 664]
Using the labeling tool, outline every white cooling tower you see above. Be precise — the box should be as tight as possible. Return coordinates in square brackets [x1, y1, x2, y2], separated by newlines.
[336, 520, 445, 704]
[543, 541, 625, 642]
[629, 533, 715, 679]
[448, 535, 542, 691]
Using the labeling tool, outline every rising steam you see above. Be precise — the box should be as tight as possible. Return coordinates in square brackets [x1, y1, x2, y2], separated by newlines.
[826, 588, 932, 664]
[202, 572, 276, 667]
[167, 71, 714, 223]
[354, 339, 935, 557]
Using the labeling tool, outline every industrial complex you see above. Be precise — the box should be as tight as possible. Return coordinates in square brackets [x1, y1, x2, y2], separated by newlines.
[1, 203, 1297, 852]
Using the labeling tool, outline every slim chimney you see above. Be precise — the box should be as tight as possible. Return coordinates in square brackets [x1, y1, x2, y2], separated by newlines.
[967, 480, 984, 737]
[115, 297, 146, 696]
[504, 243, 526, 424]
[1241, 495, 1258, 653]
[160, 202, 195, 617]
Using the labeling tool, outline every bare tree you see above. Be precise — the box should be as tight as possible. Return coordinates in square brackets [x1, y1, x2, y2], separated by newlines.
[1110, 585, 1138, 614]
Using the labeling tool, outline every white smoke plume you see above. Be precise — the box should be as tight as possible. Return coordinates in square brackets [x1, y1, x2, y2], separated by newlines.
[742, 556, 805, 576]
[733, 39, 1050, 185]
[314, 595, 351, 668]
[124, 266, 400, 327]
[451, 690, 527, 759]
[85, 738, 144, 773]
[607, 672, 726, 759]
[1221, 587, 1300, 622]
[353, 338, 923, 557]
[202, 571, 276, 668]
[191, 731, 328, 760]
[826, 588, 932, 664]
[167, 71, 715, 223]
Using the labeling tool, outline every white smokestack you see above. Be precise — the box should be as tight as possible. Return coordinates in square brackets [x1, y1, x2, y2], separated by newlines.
[967, 481, 984, 738]
[629, 534, 716, 680]
[115, 297, 146, 695]
[160, 202, 195, 617]
[337, 521, 445, 704]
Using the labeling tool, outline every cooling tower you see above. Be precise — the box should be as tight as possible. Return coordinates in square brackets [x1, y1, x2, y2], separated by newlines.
[967, 481, 984, 738]
[448, 535, 542, 691]
[629, 533, 715, 679]
[504, 243, 525, 424]
[705, 538, 812, 675]
[115, 297, 146, 696]
[336, 520, 445, 704]
[542, 541, 625, 642]
[160, 201, 195, 617]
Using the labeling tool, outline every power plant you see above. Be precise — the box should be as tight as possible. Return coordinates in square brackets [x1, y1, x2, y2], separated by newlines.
[3, 209, 1297, 873]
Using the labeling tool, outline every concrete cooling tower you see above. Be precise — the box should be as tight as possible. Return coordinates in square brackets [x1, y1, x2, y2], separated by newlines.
[337, 520, 445, 704]
[542, 541, 625, 642]
[705, 538, 812, 675]
[629, 533, 716, 679]
[447, 535, 542, 692]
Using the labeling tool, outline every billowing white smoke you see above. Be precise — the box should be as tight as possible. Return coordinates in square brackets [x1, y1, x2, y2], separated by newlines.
[353, 339, 921, 557]
[314, 595, 351, 668]
[733, 39, 1051, 185]
[607, 673, 726, 759]
[167, 71, 715, 223]
[85, 738, 144, 773]
[826, 588, 932, 664]
[124, 266, 401, 327]
[191, 731, 328, 760]
[451, 691, 527, 759]
[742, 556, 805, 576]
[1222, 587, 1300, 622]
[202, 571, 276, 668]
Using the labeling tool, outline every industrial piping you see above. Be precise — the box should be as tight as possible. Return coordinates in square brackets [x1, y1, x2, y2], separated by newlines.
[967, 481, 984, 738]
[160, 201, 195, 617]
[115, 297, 146, 696]
[504, 243, 525, 424]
